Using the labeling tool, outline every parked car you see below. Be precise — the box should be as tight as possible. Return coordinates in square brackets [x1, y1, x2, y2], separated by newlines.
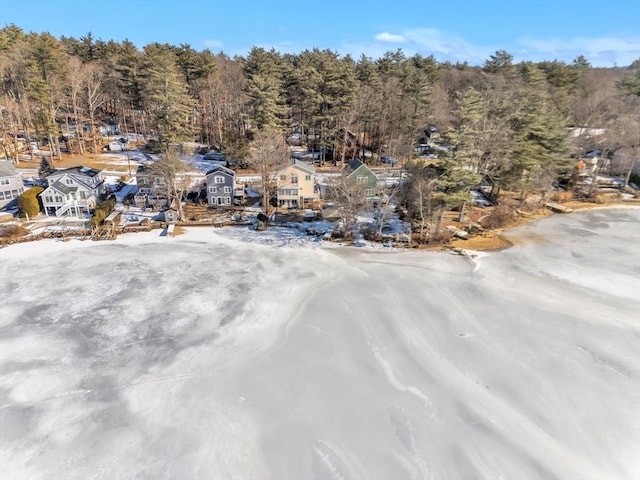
[287, 133, 303, 146]
[380, 155, 398, 166]
[203, 151, 226, 161]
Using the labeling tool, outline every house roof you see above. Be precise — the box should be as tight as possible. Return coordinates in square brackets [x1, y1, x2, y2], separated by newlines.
[0, 160, 20, 177]
[290, 159, 316, 174]
[50, 166, 102, 178]
[205, 165, 235, 177]
[346, 159, 377, 180]
[347, 159, 364, 172]
[49, 180, 78, 194]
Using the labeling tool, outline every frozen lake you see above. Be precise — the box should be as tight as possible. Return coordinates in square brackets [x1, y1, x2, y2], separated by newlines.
[1, 208, 639, 479]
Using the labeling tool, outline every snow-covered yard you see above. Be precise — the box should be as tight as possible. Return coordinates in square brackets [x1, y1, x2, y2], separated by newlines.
[0, 208, 639, 479]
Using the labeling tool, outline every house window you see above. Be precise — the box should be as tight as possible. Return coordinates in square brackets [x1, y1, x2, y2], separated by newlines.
[79, 191, 86, 199]
[215, 176, 224, 184]
[65, 178, 73, 185]
[209, 186, 217, 193]
[0, 178, 9, 185]
[155, 178, 165, 186]
[223, 186, 231, 193]
[45, 196, 53, 203]
[280, 175, 286, 181]
[365, 189, 375, 196]
[0, 192, 4, 199]
[225, 196, 231, 205]
[357, 176, 367, 184]
[305, 175, 311, 181]
[291, 174, 298, 184]
[10, 190, 18, 197]
[55, 196, 63, 202]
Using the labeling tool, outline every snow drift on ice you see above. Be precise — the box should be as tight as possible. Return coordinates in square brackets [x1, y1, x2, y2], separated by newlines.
[0, 208, 639, 479]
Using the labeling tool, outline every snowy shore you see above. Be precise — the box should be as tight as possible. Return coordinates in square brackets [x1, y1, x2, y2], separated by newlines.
[1, 207, 639, 479]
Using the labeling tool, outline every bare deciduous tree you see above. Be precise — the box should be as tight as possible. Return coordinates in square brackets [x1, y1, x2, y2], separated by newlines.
[149, 148, 193, 221]
[326, 171, 367, 239]
[248, 128, 289, 221]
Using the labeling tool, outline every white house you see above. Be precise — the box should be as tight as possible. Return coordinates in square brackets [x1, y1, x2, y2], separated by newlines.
[40, 166, 105, 217]
[0, 160, 25, 208]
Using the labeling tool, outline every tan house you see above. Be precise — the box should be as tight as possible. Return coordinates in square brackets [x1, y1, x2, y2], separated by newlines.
[276, 160, 318, 209]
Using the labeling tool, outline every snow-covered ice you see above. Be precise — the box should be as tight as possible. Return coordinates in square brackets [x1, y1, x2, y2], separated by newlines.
[0, 208, 639, 479]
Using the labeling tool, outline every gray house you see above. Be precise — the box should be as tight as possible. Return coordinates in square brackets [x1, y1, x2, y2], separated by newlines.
[0, 160, 25, 208]
[205, 165, 235, 206]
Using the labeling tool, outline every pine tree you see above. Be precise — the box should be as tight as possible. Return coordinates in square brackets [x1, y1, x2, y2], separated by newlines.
[141, 44, 196, 148]
[483, 50, 514, 75]
[38, 157, 55, 179]
[243, 47, 287, 131]
[502, 64, 569, 201]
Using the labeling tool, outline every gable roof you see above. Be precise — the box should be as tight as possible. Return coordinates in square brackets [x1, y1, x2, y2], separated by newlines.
[294, 159, 315, 174]
[346, 159, 376, 178]
[347, 159, 364, 172]
[50, 166, 102, 178]
[49, 180, 78, 194]
[283, 159, 315, 175]
[205, 165, 235, 177]
[0, 160, 20, 177]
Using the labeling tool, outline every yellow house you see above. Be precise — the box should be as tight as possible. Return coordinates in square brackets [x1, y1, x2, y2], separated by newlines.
[276, 160, 318, 208]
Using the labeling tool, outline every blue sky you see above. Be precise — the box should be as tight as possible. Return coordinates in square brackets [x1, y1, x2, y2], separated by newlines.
[2, 0, 639, 66]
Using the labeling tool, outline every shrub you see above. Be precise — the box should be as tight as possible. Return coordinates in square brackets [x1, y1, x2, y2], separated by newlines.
[428, 229, 454, 244]
[550, 190, 573, 202]
[0, 224, 27, 238]
[91, 209, 106, 227]
[482, 204, 514, 229]
[143, 139, 162, 154]
[90, 196, 116, 227]
[17, 186, 44, 219]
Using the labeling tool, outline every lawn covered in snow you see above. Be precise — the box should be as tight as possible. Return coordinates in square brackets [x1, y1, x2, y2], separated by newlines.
[0, 208, 639, 479]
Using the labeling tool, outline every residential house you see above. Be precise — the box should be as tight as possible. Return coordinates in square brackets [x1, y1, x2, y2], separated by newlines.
[276, 160, 318, 208]
[0, 160, 25, 208]
[134, 165, 168, 209]
[336, 128, 359, 147]
[40, 166, 105, 217]
[346, 159, 379, 200]
[205, 165, 235, 206]
[99, 124, 121, 136]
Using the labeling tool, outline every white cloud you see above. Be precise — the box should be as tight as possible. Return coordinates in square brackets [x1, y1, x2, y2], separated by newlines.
[341, 28, 493, 64]
[374, 32, 407, 43]
[343, 28, 639, 67]
[518, 35, 640, 67]
[403, 28, 492, 63]
[204, 39, 223, 48]
[206, 30, 638, 67]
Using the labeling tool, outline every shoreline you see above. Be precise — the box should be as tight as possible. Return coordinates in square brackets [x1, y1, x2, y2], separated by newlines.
[448, 200, 640, 252]
[2, 200, 639, 254]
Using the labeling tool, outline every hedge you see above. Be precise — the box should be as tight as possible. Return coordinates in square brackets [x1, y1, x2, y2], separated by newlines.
[90, 196, 116, 228]
[17, 186, 44, 218]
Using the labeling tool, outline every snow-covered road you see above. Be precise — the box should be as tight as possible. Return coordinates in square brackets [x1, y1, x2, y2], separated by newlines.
[1, 208, 639, 479]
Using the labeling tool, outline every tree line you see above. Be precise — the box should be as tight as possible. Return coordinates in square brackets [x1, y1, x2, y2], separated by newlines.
[1, 25, 639, 240]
